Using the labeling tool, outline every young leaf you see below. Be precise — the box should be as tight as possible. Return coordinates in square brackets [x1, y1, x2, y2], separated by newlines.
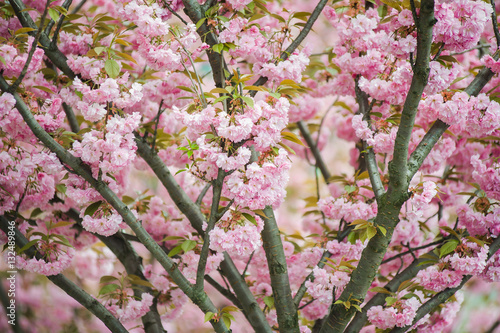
[104, 59, 120, 78]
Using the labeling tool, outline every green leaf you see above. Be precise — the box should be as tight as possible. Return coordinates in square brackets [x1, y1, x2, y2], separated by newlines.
[281, 131, 306, 146]
[15, 27, 36, 35]
[196, 17, 207, 30]
[33, 85, 56, 94]
[84, 201, 103, 217]
[439, 239, 459, 258]
[104, 59, 120, 78]
[212, 43, 224, 54]
[242, 213, 257, 225]
[221, 306, 239, 313]
[48, 8, 60, 23]
[366, 225, 377, 240]
[168, 245, 183, 257]
[241, 96, 254, 108]
[99, 275, 119, 284]
[18, 239, 39, 254]
[263, 296, 274, 308]
[222, 315, 231, 329]
[115, 51, 137, 64]
[30, 208, 43, 219]
[369, 287, 393, 295]
[181, 239, 197, 253]
[55, 184, 67, 194]
[49, 221, 73, 229]
[385, 296, 397, 306]
[344, 185, 357, 193]
[377, 225, 387, 236]
[98, 283, 120, 296]
[204, 312, 215, 322]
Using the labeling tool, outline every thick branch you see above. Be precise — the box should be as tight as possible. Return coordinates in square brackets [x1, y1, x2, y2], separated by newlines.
[388, 0, 435, 195]
[9, 0, 49, 92]
[261, 206, 299, 333]
[219, 253, 273, 332]
[182, 0, 226, 87]
[0, 216, 128, 333]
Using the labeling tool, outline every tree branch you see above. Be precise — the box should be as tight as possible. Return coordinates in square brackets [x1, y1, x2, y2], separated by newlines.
[345, 248, 439, 333]
[134, 134, 271, 331]
[354, 77, 385, 200]
[62, 102, 80, 133]
[293, 250, 331, 307]
[0, 216, 128, 333]
[196, 169, 225, 291]
[490, 0, 500, 49]
[261, 206, 299, 333]
[320, 3, 436, 331]
[388, 0, 435, 196]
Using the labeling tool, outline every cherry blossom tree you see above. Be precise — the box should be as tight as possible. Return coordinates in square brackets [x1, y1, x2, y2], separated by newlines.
[1, 0, 500, 332]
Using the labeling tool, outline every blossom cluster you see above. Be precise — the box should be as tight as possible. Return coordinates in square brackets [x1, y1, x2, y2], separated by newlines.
[175, 96, 292, 209]
[209, 212, 264, 258]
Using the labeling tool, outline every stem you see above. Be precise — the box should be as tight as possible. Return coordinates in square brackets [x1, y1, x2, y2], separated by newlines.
[354, 78, 385, 200]
[491, 0, 500, 49]
[261, 206, 299, 333]
[196, 169, 225, 291]
[62, 102, 80, 133]
[293, 250, 331, 307]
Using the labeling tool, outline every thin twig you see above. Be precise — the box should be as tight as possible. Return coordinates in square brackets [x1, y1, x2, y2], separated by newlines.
[297, 121, 331, 182]
[241, 251, 254, 277]
[9, 0, 50, 92]
[70, 0, 87, 14]
[205, 275, 243, 309]
[162, 0, 189, 25]
[196, 183, 211, 206]
[251, 0, 328, 94]
[491, 0, 500, 49]
[151, 99, 164, 151]
[45, 0, 72, 37]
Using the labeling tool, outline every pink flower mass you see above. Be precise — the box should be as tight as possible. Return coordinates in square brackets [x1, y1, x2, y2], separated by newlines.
[1, 0, 500, 332]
